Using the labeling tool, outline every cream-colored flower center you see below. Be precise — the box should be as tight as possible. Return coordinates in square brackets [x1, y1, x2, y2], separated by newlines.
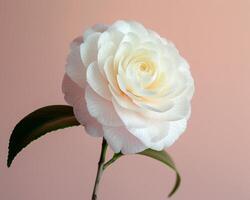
[118, 52, 170, 100]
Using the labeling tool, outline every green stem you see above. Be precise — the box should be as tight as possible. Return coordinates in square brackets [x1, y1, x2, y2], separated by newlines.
[103, 152, 123, 170]
[91, 138, 108, 200]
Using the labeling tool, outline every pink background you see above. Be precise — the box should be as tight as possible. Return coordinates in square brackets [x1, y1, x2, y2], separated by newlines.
[1, 0, 250, 199]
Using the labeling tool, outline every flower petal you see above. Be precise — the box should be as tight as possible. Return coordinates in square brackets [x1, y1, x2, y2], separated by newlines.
[65, 37, 86, 88]
[127, 118, 187, 151]
[62, 74, 83, 106]
[80, 32, 101, 68]
[110, 20, 148, 36]
[84, 24, 108, 41]
[85, 86, 123, 127]
[103, 126, 146, 154]
[86, 61, 111, 100]
[112, 98, 149, 128]
[97, 41, 116, 76]
[104, 56, 119, 91]
[164, 118, 187, 147]
[62, 74, 103, 137]
[141, 98, 190, 121]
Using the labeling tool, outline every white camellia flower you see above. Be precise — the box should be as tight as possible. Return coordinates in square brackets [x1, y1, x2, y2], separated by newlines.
[62, 20, 194, 154]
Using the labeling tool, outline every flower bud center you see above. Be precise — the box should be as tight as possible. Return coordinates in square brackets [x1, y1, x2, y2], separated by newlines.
[140, 63, 148, 71]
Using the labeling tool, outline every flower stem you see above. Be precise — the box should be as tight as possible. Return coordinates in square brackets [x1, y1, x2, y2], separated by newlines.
[91, 138, 108, 200]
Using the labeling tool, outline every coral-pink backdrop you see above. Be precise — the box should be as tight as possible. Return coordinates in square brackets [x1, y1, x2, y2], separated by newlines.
[1, 0, 250, 199]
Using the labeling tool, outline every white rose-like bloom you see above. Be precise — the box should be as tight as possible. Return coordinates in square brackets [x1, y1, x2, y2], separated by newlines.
[62, 20, 194, 154]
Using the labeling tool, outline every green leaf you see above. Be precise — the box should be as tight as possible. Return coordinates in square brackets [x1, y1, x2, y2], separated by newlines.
[104, 149, 181, 198]
[139, 149, 181, 197]
[7, 105, 80, 167]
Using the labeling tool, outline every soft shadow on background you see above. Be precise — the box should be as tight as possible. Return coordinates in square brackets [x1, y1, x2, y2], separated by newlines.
[0, 0, 250, 199]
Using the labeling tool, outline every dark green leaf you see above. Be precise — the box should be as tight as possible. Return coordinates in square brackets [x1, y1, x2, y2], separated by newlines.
[7, 105, 80, 167]
[139, 149, 181, 197]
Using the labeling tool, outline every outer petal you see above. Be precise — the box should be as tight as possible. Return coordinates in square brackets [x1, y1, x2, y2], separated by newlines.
[109, 20, 131, 34]
[127, 118, 187, 151]
[84, 24, 108, 41]
[62, 74, 103, 137]
[65, 37, 85, 88]
[97, 41, 116, 76]
[110, 20, 148, 36]
[86, 61, 111, 100]
[126, 122, 169, 150]
[80, 32, 101, 68]
[112, 97, 149, 128]
[163, 118, 187, 147]
[85, 86, 123, 127]
[142, 98, 191, 121]
[103, 126, 146, 154]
